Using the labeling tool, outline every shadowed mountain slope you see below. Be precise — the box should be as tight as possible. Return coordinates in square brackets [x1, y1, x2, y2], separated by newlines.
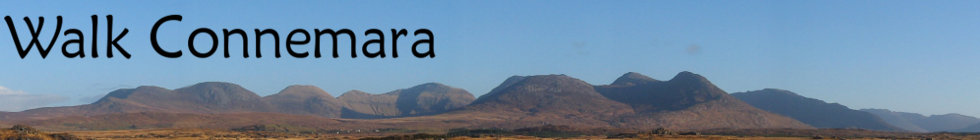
[594, 72, 813, 130]
[453, 74, 635, 128]
[262, 85, 345, 118]
[338, 83, 475, 119]
[862, 109, 980, 132]
[731, 89, 900, 131]
[0, 82, 476, 120]
[1, 72, 817, 131]
[447, 72, 812, 130]
[953, 122, 980, 132]
[0, 82, 273, 120]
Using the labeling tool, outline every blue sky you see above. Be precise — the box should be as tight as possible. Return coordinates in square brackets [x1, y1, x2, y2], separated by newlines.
[1, 1, 979, 117]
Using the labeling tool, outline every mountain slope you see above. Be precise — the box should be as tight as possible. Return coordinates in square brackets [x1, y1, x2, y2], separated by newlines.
[451, 72, 811, 130]
[0, 82, 273, 120]
[338, 83, 475, 119]
[262, 85, 345, 118]
[458, 74, 635, 128]
[953, 123, 980, 132]
[917, 114, 980, 132]
[731, 89, 900, 131]
[596, 72, 731, 112]
[595, 72, 813, 130]
[862, 109, 980, 132]
[2, 72, 817, 131]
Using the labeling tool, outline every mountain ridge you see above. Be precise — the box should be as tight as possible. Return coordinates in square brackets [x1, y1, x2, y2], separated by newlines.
[0, 71, 855, 131]
[731, 89, 901, 131]
[595, 72, 813, 130]
[0, 82, 476, 120]
[339, 82, 476, 119]
[862, 109, 980, 132]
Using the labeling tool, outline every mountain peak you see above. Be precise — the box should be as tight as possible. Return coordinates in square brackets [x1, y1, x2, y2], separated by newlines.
[176, 82, 255, 95]
[597, 71, 732, 112]
[611, 72, 658, 86]
[475, 74, 605, 105]
[513, 74, 594, 91]
[468, 74, 634, 119]
[735, 88, 801, 97]
[340, 90, 371, 97]
[760, 88, 794, 92]
[339, 83, 475, 118]
[185, 81, 244, 88]
[669, 71, 708, 82]
[933, 113, 972, 118]
[102, 86, 168, 98]
[284, 84, 318, 89]
[173, 81, 263, 107]
[409, 82, 452, 91]
[264, 85, 343, 117]
[97, 86, 172, 103]
[273, 85, 332, 98]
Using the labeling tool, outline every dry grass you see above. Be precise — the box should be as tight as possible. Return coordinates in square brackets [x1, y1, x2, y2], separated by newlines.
[0, 125, 79, 140]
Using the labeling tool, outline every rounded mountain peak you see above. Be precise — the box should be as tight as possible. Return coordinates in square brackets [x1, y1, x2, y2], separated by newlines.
[468, 74, 634, 118]
[184, 82, 245, 89]
[408, 82, 452, 91]
[338, 90, 373, 98]
[173, 81, 262, 103]
[515, 74, 593, 90]
[96, 86, 172, 103]
[731, 88, 805, 100]
[668, 71, 713, 85]
[274, 85, 333, 98]
[758, 88, 799, 95]
[612, 72, 659, 86]
[473, 74, 601, 104]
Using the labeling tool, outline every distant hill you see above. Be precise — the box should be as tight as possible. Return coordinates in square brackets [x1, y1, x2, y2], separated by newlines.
[338, 83, 475, 119]
[0, 82, 274, 120]
[862, 109, 980, 132]
[597, 72, 728, 112]
[594, 72, 813, 130]
[13, 112, 348, 131]
[262, 85, 345, 118]
[953, 122, 980, 132]
[0, 82, 475, 120]
[458, 74, 636, 128]
[731, 89, 900, 131]
[0, 71, 816, 131]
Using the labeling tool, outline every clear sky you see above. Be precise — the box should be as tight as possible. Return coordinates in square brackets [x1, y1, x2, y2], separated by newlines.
[1, 1, 979, 117]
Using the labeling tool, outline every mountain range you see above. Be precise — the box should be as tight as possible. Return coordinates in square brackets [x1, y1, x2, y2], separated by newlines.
[0, 82, 472, 121]
[730, 89, 900, 131]
[0, 71, 974, 132]
[862, 109, 980, 132]
[338, 83, 474, 119]
[594, 72, 809, 129]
